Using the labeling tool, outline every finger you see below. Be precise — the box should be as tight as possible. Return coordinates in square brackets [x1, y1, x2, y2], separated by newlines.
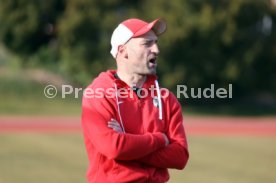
[108, 121, 123, 133]
[108, 121, 121, 128]
[114, 127, 123, 133]
[108, 120, 119, 124]
[107, 122, 116, 127]
[111, 118, 118, 122]
[107, 122, 121, 129]
[108, 124, 123, 133]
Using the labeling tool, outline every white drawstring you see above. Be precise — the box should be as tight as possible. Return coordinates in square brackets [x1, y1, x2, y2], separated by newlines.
[114, 83, 125, 133]
[154, 80, 163, 120]
[114, 80, 162, 132]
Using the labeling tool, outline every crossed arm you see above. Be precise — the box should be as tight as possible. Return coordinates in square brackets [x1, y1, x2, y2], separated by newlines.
[82, 95, 189, 170]
[107, 106, 189, 170]
[108, 118, 170, 146]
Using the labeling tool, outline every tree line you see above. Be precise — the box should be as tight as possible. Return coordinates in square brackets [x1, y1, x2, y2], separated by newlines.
[0, 0, 275, 106]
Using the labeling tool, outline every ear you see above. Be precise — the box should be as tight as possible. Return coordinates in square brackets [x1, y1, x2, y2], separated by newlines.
[118, 45, 128, 59]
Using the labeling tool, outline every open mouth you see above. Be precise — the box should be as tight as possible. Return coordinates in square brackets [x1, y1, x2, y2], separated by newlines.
[149, 57, 157, 65]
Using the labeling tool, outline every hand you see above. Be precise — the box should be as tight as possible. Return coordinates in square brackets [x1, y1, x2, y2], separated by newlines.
[163, 133, 170, 146]
[108, 118, 123, 133]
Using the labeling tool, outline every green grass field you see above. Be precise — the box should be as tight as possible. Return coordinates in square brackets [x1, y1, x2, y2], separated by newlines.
[0, 134, 275, 183]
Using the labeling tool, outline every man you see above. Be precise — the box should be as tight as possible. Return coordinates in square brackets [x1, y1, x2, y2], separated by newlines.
[82, 18, 189, 183]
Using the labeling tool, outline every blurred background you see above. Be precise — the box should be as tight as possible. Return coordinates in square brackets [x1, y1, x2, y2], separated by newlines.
[0, 0, 275, 183]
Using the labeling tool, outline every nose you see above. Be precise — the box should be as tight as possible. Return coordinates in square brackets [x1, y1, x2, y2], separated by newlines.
[151, 43, 159, 55]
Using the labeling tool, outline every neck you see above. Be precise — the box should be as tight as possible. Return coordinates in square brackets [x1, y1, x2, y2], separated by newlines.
[116, 70, 146, 88]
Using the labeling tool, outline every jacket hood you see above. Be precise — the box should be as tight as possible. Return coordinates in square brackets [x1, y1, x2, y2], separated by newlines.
[91, 70, 158, 90]
[89, 70, 163, 124]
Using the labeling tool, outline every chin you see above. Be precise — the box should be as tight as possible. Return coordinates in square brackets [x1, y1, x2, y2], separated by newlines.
[148, 69, 157, 75]
[139, 68, 156, 75]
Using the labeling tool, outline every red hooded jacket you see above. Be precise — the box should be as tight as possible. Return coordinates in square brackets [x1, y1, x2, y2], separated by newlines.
[82, 70, 189, 183]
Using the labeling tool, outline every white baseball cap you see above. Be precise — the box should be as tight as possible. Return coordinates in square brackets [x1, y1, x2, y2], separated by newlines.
[110, 18, 167, 58]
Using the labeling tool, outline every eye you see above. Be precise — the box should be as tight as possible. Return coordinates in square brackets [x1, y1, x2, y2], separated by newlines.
[143, 41, 151, 46]
[143, 40, 155, 47]
[142, 39, 158, 47]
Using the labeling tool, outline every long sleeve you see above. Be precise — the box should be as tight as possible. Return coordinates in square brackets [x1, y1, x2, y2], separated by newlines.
[82, 94, 166, 160]
[138, 94, 189, 169]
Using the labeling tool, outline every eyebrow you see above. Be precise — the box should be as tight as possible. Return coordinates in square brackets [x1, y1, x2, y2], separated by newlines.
[142, 38, 158, 43]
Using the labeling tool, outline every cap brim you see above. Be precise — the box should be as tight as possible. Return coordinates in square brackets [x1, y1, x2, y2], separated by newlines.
[133, 18, 167, 37]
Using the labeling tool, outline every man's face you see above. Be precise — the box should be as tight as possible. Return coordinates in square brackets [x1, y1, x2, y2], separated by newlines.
[125, 30, 160, 75]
